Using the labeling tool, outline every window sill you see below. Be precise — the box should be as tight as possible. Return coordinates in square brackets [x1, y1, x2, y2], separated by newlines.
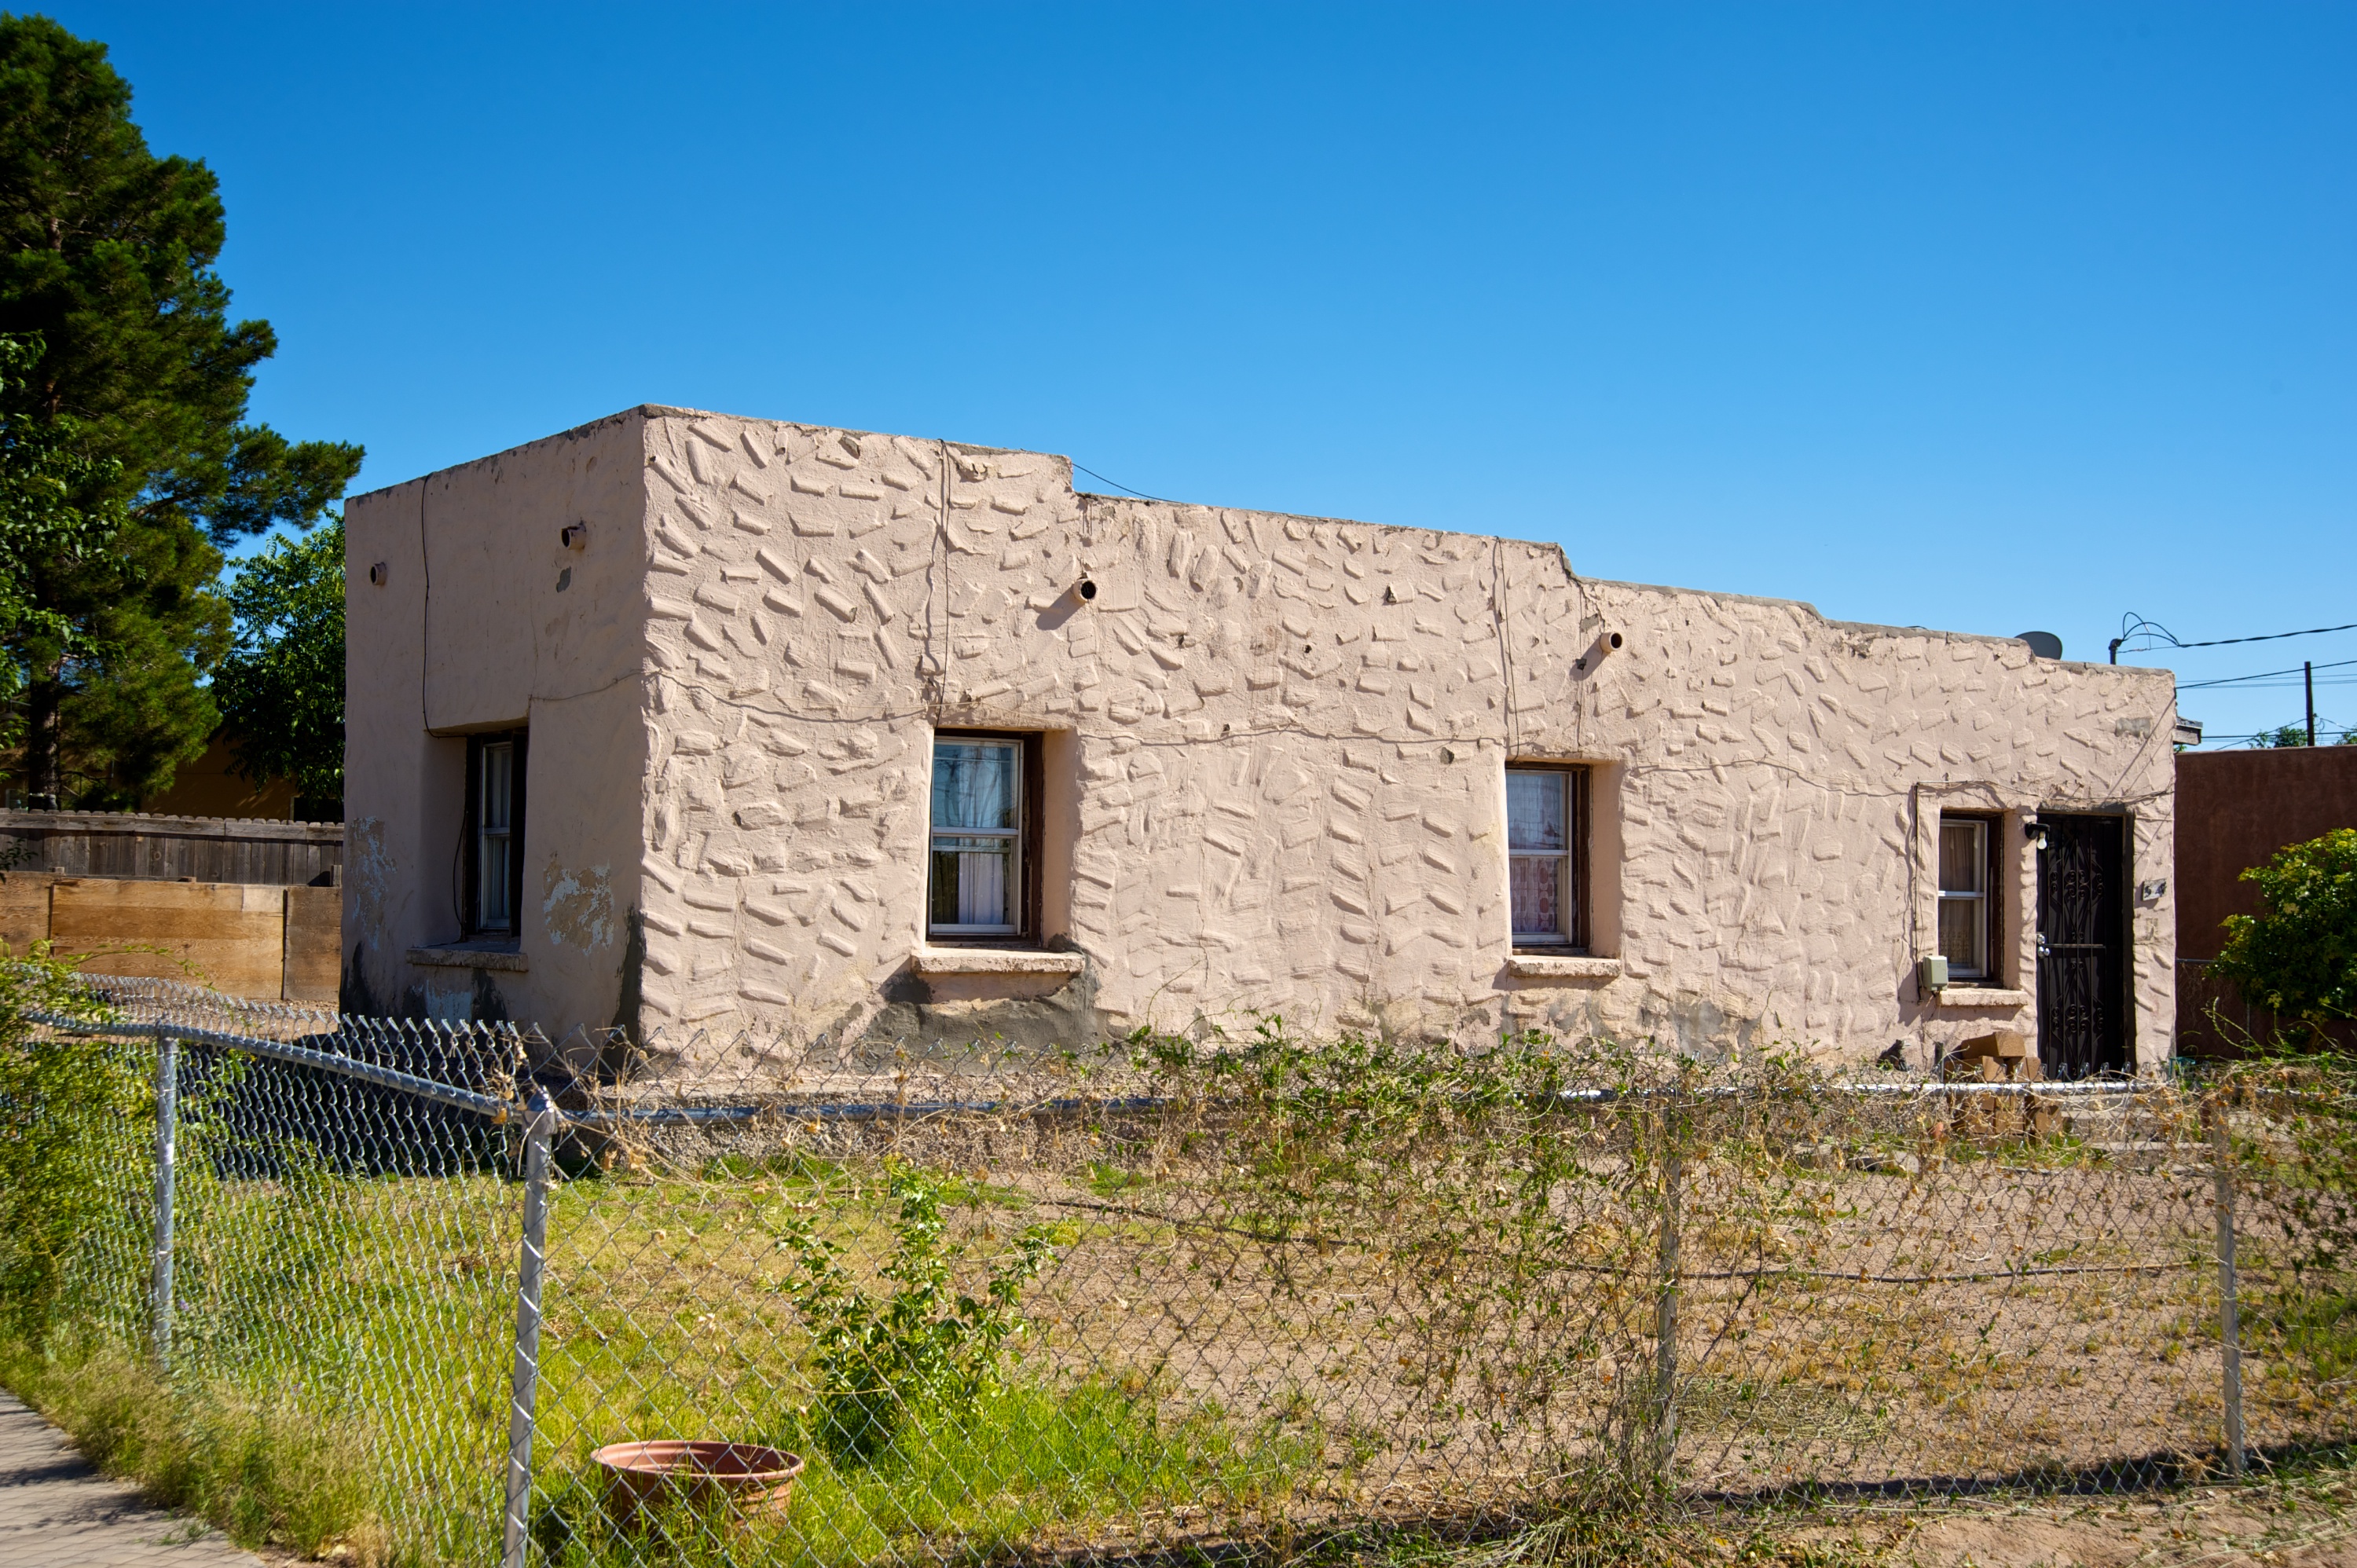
[1507, 955, 1622, 982]
[409, 942, 527, 973]
[1937, 986, 2029, 1009]
[912, 947, 1085, 977]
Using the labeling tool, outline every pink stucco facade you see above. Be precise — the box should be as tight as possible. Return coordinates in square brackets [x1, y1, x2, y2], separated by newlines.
[343, 406, 2179, 1068]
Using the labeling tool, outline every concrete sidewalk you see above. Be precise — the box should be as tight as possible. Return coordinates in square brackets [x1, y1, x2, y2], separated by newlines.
[0, 1393, 262, 1567]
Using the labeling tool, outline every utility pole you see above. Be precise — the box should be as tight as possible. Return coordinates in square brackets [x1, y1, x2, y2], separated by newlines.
[2307, 661, 2317, 747]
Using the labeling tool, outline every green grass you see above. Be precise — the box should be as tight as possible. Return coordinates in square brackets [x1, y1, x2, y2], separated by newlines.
[533, 1378, 1321, 1567]
[1087, 1160, 1152, 1197]
[0, 1336, 383, 1560]
[2, 1147, 1329, 1566]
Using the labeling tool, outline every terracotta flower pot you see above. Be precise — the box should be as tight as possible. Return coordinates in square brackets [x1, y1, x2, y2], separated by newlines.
[590, 1440, 805, 1528]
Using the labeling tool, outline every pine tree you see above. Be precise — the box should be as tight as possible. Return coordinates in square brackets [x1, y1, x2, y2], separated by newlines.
[0, 333, 119, 683]
[0, 16, 361, 808]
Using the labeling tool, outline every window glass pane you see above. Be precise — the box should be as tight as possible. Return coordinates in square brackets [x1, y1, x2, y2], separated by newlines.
[932, 742, 1018, 831]
[478, 742, 514, 929]
[1938, 819, 1984, 895]
[929, 851, 959, 927]
[1938, 897, 1985, 976]
[930, 841, 1012, 928]
[482, 838, 511, 926]
[482, 744, 511, 833]
[1506, 771, 1565, 853]
[1511, 855, 1563, 937]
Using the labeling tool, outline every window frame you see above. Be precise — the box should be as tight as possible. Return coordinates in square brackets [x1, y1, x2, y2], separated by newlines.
[1935, 811, 2000, 982]
[926, 729, 1044, 945]
[1506, 763, 1589, 952]
[462, 729, 528, 941]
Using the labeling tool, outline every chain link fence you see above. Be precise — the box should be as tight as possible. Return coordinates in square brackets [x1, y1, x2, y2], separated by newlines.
[6, 975, 2354, 1566]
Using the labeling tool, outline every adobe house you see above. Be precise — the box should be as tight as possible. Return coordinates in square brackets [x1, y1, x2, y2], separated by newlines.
[343, 406, 2179, 1073]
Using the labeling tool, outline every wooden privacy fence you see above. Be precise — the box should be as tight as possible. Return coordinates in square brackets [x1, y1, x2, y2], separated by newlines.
[0, 872, 340, 1004]
[0, 809, 342, 886]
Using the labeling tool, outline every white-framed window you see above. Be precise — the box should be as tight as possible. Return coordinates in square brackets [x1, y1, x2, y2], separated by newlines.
[467, 731, 524, 937]
[1937, 814, 1993, 980]
[929, 738, 1023, 936]
[478, 741, 515, 930]
[1507, 766, 1581, 947]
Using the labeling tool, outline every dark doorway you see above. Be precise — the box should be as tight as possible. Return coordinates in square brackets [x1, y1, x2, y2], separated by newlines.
[2036, 812, 2131, 1077]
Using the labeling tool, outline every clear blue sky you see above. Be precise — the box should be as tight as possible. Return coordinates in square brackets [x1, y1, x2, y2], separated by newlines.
[50, 2, 2357, 745]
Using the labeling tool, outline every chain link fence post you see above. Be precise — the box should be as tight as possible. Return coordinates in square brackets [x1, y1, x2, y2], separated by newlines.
[2210, 1106, 2246, 1478]
[1654, 1132, 1682, 1489]
[501, 1091, 556, 1568]
[149, 1029, 177, 1373]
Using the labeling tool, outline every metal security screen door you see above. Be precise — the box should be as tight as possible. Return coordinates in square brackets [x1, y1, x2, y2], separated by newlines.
[929, 739, 1021, 936]
[2036, 813, 2130, 1078]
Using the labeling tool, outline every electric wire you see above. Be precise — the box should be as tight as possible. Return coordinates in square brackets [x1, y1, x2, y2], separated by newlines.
[2209, 709, 2352, 749]
[2177, 655, 2357, 691]
[2113, 611, 2357, 658]
[1070, 462, 1177, 504]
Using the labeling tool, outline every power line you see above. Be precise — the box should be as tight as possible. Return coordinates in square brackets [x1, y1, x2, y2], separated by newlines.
[2178, 655, 2357, 691]
[2220, 729, 2352, 749]
[2110, 612, 2357, 663]
[2190, 679, 2357, 693]
[1070, 462, 1175, 504]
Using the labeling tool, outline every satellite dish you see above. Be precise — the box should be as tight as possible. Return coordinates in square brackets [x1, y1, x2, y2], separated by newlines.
[2016, 631, 2063, 660]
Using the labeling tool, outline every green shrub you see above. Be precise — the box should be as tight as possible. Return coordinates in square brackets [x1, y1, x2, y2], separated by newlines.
[0, 943, 128, 1343]
[2213, 828, 2357, 1039]
[777, 1159, 1056, 1462]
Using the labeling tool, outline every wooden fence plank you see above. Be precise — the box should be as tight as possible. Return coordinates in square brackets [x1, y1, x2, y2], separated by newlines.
[52, 878, 286, 999]
[282, 885, 343, 1004]
[0, 872, 55, 954]
[0, 811, 341, 887]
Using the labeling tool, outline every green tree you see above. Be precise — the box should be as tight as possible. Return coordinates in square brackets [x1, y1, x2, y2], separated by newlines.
[211, 520, 342, 814]
[2212, 828, 2357, 1039]
[0, 332, 119, 685]
[0, 16, 361, 808]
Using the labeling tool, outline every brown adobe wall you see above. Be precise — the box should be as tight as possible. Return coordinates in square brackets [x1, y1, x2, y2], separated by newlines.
[2175, 746, 2357, 1055]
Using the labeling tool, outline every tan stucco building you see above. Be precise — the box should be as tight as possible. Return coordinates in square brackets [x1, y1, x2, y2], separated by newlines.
[343, 406, 2179, 1072]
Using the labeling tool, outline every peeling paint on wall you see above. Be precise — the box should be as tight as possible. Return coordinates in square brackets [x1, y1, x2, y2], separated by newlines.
[408, 979, 473, 1022]
[543, 858, 614, 951]
[348, 817, 390, 951]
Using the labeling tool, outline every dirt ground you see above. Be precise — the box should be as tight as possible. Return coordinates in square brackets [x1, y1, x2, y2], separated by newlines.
[235, 1475, 2357, 1568]
[1758, 1470, 2357, 1568]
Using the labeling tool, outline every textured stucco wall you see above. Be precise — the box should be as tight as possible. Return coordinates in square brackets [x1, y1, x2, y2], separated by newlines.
[343, 411, 651, 1028]
[349, 405, 2179, 1066]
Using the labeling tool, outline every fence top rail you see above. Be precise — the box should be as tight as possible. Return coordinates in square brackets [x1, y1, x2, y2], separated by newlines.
[20, 1015, 2169, 1134]
[29, 1010, 518, 1123]
[27, 974, 2300, 1133]
[62, 972, 341, 1032]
